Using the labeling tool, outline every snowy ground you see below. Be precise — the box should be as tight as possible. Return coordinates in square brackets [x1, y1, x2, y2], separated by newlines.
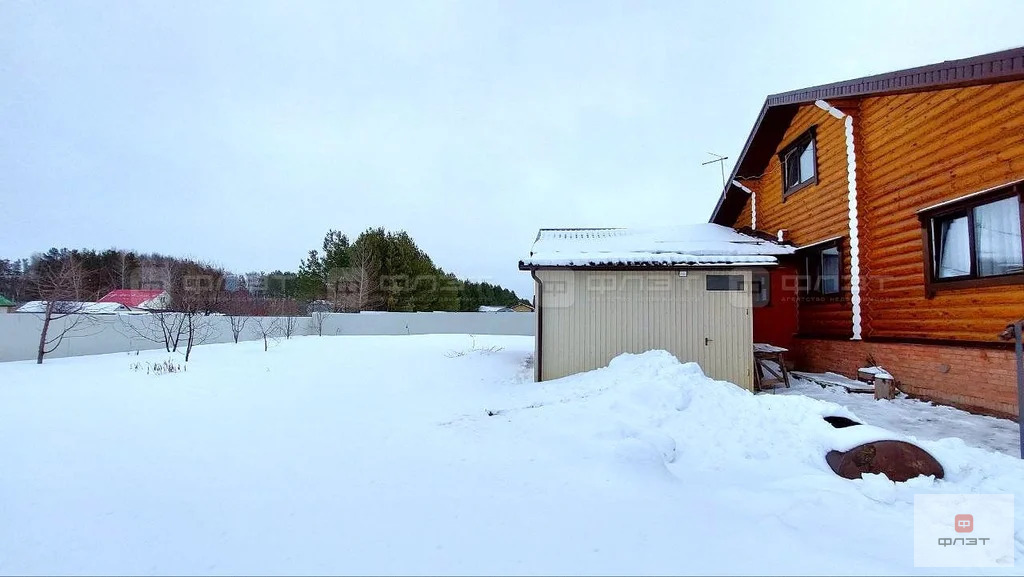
[777, 376, 1021, 457]
[1, 335, 1022, 575]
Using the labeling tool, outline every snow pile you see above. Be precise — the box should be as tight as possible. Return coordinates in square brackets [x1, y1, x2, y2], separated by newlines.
[501, 350, 925, 479]
[859, 365, 895, 380]
[1, 337, 1022, 575]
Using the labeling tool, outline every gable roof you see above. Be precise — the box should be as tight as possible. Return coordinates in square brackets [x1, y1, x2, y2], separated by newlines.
[519, 223, 794, 269]
[709, 46, 1024, 226]
[17, 301, 131, 314]
[0, 295, 14, 307]
[98, 289, 168, 307]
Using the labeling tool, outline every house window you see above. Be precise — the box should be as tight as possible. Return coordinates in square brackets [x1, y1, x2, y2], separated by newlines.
[921, 184, 1024, 292]
[706, 274, 745, 291]
[752, 272, 770, 307]
[797, 239, 842, 298]
[779, 126, 818, 197]
[820, 247, 841, 294]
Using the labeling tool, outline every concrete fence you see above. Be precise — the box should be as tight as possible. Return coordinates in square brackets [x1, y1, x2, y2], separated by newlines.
[0, 311, 536, 363]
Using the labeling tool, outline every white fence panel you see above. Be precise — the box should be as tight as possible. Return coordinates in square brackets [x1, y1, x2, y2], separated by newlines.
[0, 312, 535, 363]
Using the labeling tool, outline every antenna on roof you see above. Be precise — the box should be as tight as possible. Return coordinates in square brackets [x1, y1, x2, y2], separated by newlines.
[702, 152, 729, 188]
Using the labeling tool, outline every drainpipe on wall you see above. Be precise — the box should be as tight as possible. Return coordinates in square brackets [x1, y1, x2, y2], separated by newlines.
[999, 320, 1024, 458]
[732, 179, 756, 230]
[530, 269, 544, 382]
[815, 99, 863, 341]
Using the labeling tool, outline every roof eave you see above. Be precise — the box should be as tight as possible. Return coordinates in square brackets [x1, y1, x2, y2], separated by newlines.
[708, 46, 1024, 227]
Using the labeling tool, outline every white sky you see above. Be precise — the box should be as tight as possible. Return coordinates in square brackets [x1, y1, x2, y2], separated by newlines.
[2, 0, 1021, 297]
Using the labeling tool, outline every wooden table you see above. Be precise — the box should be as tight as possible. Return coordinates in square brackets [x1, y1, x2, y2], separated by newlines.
[753, 343, 791, 391]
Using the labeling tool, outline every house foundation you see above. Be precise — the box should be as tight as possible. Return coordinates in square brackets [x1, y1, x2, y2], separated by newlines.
[791, 337, 1018, 419]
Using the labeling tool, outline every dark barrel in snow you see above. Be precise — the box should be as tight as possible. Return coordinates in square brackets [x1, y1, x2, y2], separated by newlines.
[826, 441, 945, 482]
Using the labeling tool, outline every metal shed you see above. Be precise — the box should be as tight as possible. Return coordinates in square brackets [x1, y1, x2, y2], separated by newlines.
[519, 224, 795, 389]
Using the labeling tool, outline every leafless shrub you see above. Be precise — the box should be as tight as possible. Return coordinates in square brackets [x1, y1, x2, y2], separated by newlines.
[130, 358, 185, 375]
[173, 285, 218, 361]
[272, 299, 304, 339]
[250, 317, 282, 351]
[119, 311, 186, 352]
[228, 314, 249, 343]
[309, 308, 329, 336]
[444, 335, 504, 358]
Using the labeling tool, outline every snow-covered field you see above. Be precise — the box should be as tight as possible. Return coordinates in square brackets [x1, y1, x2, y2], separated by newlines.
[1, 335, 1021, 575]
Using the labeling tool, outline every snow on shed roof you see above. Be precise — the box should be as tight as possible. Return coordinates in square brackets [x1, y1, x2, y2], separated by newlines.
[519, 223, 795, 269]
[98, 289, 168, 307]
[16, 301, 132, 314]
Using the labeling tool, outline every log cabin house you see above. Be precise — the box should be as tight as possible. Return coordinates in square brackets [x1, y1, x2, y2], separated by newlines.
[709, 47, 1024, 418]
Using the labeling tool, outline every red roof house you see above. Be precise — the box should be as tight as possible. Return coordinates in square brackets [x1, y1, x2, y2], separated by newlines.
[98, 289, 171, 310]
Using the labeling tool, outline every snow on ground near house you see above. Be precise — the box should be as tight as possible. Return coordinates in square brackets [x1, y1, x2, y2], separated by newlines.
[1, 335, 1022, 575]
[777, 376, 1021, 457]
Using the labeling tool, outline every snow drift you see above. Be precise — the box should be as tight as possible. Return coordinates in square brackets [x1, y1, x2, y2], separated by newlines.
[0, 336, 1021, 575]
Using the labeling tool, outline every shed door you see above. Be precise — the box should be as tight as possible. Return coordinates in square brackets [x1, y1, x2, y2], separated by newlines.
[699, 272, 754, 388]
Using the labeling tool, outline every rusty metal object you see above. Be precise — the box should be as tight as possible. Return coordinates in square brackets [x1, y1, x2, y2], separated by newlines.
[826, 441, 944, 482]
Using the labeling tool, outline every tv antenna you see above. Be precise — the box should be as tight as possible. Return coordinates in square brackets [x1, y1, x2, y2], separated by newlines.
[702, 152, 729, 188]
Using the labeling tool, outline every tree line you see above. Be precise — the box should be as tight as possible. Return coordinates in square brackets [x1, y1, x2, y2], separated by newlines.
[260, 228, 525, 312]
[0, 248, 224, 306]
[1, 227, 527, 313]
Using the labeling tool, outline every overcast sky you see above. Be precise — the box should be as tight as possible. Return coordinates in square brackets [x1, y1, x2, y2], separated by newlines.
[2, 1, 1021, 297]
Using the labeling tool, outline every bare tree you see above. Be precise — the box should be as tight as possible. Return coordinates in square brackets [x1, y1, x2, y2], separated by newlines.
[271, 299, 303, 339]
[339, 246, 382, 311]
[31, 257, 95, 364]
[309, 307, 329, 336]
[282, 315, 298, 339]
[221, 292, 256, 344]
[228, 315, 249, 344]
[176, 287, 217, 361]
[118, 311, 187, 352]
[250, 316, 282, 351]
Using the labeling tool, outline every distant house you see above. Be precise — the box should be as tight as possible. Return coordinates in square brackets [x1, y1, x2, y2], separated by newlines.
[98, 289, 170, 310]
[519, 224, 794, 388]
[0, 295, 15, 314]
[510, 302, 535, 313]
[17, 301, 132, 314]
[478, 305, 512, 313]
[222, 274, 245, 293]
[308, 300, 333, 314]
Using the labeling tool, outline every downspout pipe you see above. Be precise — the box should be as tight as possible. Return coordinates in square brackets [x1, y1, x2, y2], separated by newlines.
[999, 319, 1024, 458]
[530, 269, 543, 382]
[815, 99, 863, 341]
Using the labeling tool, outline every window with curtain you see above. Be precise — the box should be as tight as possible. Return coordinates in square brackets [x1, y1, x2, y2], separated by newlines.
[974, 196, 1023, 276]
[934, 214, 970, 278]
[928, 192, 1023, 283]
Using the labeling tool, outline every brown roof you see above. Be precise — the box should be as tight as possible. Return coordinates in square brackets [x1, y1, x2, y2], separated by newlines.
[709, 47, 1024, 225]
